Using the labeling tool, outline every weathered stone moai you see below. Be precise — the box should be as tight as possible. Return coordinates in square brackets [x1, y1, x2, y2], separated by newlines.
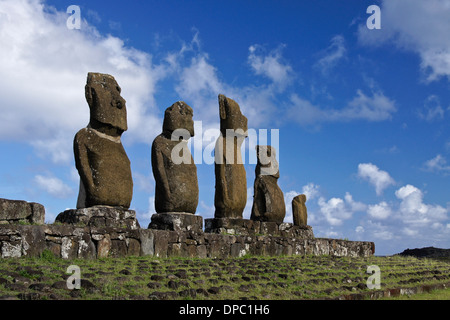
[214, 94, 248, 219]
[74, 72, 133, 209]
[292, 194, 308, 227]
[151, 101, 199, 214]
[149, 101, 202, 232]
[250, 145, 286, 223]
[56, 72, 139, 230]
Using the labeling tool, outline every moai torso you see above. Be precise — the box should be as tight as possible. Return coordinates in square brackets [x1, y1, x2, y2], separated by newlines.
[292, 194, 308, 227]
[75, 72, 133, 209]
[151, 102, 199, 214]
[250, 145, 285, 223]
[214, 94, 248, 219]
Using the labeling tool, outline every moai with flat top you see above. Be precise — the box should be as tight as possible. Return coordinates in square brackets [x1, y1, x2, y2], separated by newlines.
[56, 72, 139, 230]
[292, 194, 308, 227]
[214, 94, 248, 219]
[250, 145, 286, 223]
[149, 101, 201, 232]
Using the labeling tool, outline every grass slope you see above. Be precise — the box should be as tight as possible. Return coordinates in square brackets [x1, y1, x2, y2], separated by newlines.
[0, 253, 448, 300]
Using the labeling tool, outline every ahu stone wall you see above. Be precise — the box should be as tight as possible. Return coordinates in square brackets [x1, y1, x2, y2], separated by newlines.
[0, 198, 375, 259]
[0, 224, 374, 260]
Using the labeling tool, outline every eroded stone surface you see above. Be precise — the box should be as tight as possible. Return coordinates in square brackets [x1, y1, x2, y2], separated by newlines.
[0, 198, 45, 225]
[151, 101, 198, 214]
[214, 94, 248, 219]
[74, 72, 133, 209]
[250, 146, 285, 223]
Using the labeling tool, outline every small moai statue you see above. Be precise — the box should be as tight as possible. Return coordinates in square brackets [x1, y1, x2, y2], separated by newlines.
[151, 101, 199, 214]
[292, 194, 308, 227]
[74, 72, 133, 209]
[214, 94, 248, 219]
[250, 145, 286, 223]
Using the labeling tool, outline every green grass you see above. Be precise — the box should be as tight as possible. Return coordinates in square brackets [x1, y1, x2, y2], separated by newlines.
[0, 254, 448, 300]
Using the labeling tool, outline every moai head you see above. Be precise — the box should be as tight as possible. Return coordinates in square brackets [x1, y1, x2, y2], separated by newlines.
[218, 94, 248, 137]
[85, 72, 127, 133]
[162, 101, 195, 138]
[256, 145, 279, 177]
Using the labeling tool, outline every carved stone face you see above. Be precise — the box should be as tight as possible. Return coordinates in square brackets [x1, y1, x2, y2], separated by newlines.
[219, 94, 248, 136]
[162, 101, 195, 137]
[85, 72, 127, 132]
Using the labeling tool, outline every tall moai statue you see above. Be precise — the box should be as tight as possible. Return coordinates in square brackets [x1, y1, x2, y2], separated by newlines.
[250, 145, 286, 223]
[214, 94, 248, 219]
[292, 194, 308, 227]
[74, 72, 133, 209]
[151, 101, 199, 214]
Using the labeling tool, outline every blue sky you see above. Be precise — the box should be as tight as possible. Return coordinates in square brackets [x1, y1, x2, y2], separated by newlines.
[0, 0, 449, 255]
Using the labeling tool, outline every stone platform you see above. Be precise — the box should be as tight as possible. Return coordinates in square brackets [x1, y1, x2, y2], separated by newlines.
[148, 212, 203, 233]
[205, 218, 314, 238]
[0, 200, 375, 259]
[55, 206, 140, 229]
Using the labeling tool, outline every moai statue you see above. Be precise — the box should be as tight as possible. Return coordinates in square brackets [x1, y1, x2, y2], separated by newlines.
[151, 101, 199, 214]
[250, 145, 286, 223]
[74, 72, 133, 209]
[214, 94, 248, 219]
[292, 194, 308, 227]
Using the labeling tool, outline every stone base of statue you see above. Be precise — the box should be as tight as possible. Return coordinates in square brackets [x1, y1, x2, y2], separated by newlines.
[205, 217, 314, 238]
[148, 212, 203, 233]
[55, 206, 140, 230]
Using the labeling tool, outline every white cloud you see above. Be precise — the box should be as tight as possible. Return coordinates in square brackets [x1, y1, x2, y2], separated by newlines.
[357, 0, 450, 82]
[314, 35, 346, 74]
[248, 44, 293, 89]
[301, 183, 320, 201]
[0, 0, 162, 163]
[34, 174, 73, 198]
[288, 90, 396, 126]
[423, 154, 450, 175]
[358, 163, 396, 195]
[317, 192, 365, 226]
[367, 201, 392, 220]
[395, 184, 448, 227]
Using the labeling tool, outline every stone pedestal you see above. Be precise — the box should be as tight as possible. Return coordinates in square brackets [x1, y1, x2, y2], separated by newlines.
[0, 198, 45, 225]
[148, 213, 203, 233]
[205, 218, 315, 238]
[55, 206, 140, 230]
[205, 218, 258, 235]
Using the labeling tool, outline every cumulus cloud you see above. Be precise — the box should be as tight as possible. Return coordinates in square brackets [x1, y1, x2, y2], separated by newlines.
[0, 0, 165, 164]
[317, 192, 365, 226]
[34, 174, 73, 198]
[358, 163, 396, 195]
[367, 201, 392, 220]
[357, 0, 450, 82]
[395, 184, 448, 227]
